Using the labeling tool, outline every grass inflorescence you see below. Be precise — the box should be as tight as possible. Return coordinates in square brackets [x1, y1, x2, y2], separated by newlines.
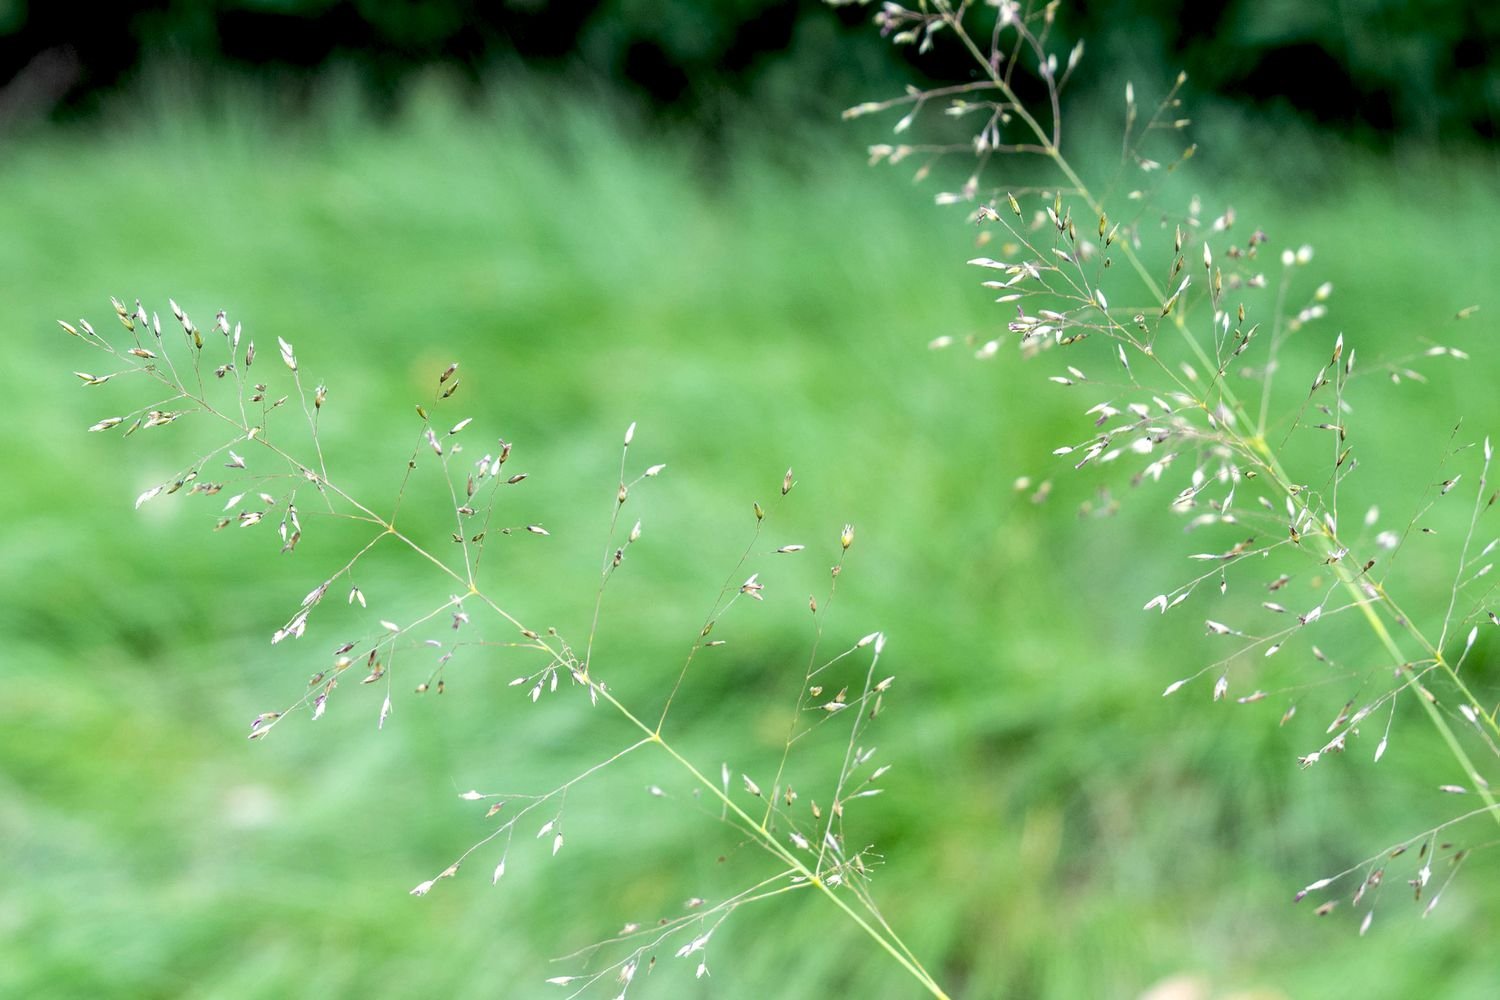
[59, 292, 949, 996]
[845, 0, 1499, 938]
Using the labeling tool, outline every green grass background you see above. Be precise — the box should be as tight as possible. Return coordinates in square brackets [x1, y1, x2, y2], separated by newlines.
[3, 73, 1500, 998]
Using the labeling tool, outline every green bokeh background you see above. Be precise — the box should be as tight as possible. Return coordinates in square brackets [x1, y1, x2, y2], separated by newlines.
[4, 11, 1500, 1000]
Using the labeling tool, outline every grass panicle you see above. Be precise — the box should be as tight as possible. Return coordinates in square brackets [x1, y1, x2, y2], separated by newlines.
[843, 0, 1498, 934]
[61, 294, 950, 998]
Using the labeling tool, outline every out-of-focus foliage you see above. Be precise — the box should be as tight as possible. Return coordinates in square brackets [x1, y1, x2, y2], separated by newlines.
[4, 73, 1500, 996]
[1, 0, 1496, 144]
[4, 1, 1499, 996]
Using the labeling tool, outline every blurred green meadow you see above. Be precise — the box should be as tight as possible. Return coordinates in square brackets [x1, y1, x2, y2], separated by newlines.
[4, 72, 1500, 999]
